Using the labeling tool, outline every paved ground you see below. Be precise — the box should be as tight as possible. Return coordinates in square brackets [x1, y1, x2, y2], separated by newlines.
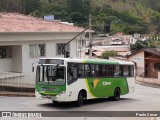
[0, 84, 160, 120]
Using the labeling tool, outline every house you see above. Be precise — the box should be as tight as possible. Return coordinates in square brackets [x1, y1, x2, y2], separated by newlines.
[0, 13, 84, 87]
[126, 49, 160, 78]
[78, 32, 150, 58]
[79, 45, 130, 58]
[77, 32, 133, 58]
[110, 48, 160, 84]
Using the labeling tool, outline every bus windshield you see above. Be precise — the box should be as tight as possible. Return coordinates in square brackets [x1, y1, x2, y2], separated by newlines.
[36, 65, 65, 86]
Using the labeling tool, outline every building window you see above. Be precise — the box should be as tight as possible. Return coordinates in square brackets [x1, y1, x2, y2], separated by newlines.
[29, 44, 46, 58]
[56, 43, 69, 55]
[0, 46, 11, 59]
[78, 40, 86, 46]
[154, 63, 160, 70]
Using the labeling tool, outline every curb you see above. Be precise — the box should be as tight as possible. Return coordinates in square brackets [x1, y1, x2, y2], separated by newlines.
[0, 86, 34, 92]
[0, 92, 35, 97]
[136, 81, 160, 89]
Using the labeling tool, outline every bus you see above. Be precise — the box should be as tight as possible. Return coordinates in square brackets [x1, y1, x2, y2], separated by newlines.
[35, 58, 135, 106]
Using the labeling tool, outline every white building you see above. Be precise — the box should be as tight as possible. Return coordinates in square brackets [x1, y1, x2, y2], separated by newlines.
[0, 13, 84, 87]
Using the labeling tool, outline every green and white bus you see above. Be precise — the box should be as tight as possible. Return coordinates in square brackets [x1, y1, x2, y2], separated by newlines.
[35, 58, 135, 106]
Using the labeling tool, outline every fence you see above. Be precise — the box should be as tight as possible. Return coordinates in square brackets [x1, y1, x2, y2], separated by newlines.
[0, 72, 35, 88]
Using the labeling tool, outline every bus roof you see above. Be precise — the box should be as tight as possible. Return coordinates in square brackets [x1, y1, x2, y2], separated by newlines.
[38, 57, 134, 65]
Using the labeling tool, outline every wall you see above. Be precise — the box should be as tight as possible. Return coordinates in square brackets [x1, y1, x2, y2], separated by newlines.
[0, 58, 12, 72]
[128, 51, 145, 76]
[0, 32, 83, 75]
[69, 40, 77, 57]
[137, 75, 160, 85]
[0, 32, 82, 42]
[22, 39, 78, 75]
[12, 45, 22, 72]
[146, 59, 160, 78]
[46, 41, 56, 57]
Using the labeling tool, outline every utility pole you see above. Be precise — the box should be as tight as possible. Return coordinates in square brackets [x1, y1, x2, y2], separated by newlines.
[64, 26, 90, 58]
[89, 14, 92, 59]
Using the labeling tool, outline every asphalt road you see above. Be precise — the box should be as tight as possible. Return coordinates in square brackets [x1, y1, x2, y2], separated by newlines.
[0, 84, 160, 120]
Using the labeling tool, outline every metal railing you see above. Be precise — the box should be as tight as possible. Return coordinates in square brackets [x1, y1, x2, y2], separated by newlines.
[0, 72, 35, 88]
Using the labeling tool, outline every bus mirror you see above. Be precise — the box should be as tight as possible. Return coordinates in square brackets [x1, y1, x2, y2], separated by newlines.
[32, 66, 34, 72]
[32, 63, 35, 72]
[46, 67, 49, 78]
[56, 64, 59, 68]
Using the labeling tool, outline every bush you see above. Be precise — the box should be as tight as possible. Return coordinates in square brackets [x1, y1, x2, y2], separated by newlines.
[101, 50, 118, 59]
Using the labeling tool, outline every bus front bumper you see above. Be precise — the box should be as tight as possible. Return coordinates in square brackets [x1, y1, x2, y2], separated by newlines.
[35, 91, 66, 102]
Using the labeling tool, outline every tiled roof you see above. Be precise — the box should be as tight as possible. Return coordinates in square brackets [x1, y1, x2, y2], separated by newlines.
[0, 12, 84, 32]
[127, 48, 160, 57]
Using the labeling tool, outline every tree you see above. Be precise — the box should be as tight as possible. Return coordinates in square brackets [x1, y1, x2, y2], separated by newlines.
[69, 12, 86, 25]
[130, 40, 149, 52]
[130, 34, 160, 52]
[101, 50, 118, 59]
[67, 0, 90, 26]
[0, 0, 25, 13]
[24, 0, 40, 15]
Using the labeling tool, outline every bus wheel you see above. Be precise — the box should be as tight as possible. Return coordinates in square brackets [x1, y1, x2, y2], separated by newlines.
[113, 88, 120, 101]
[76, 92, 84, 107]
[52, 100, 59, 105]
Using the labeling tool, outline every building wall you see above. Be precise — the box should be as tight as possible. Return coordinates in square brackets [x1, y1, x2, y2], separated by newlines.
[21, 40, 78, 75]
[0, 58, 12, 72]
[22, 43, 34, 74]
[0, 32, 83, 76]
[146, 59, 160, 78]
[0, 32, 81, 42]
[70, 40, 77, 57]
[46, 41, 56, 57]
[12, 45, 22, 72]
[128, 51, 145, 76]
[21, 41, 56, 75]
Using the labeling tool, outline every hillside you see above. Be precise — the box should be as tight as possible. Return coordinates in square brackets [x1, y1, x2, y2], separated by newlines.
[0, 0, 160, 34]
[91, 0, 160, 34]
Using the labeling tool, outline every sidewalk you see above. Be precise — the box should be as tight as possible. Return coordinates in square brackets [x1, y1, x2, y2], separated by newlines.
[0, 85, 35, 97]
[0, 91, 35, 97]
[136, 80, 160, 89]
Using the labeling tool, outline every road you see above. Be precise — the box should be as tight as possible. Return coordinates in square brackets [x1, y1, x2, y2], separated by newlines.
[0, 84, 160, 120]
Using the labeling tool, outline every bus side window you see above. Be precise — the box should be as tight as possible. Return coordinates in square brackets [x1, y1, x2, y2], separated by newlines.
[106, 65, 112, 77]
[114, 65, 120, 77]
[72, 67, 78, 79]
[129, 65, 134, 77]
[91, 65, 95, 77]
[67, 63, 78, 85]
[102, 65, 106, 77]
[78, 64, 82, 77]
[99, 65, 103, 77]
[119, 66, 123, 77]
[123, 66, 129, 77]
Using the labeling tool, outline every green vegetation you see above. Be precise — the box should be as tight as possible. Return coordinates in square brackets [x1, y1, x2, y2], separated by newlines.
[0, 0, 160, 34]
[130, 34, 160, 52]
[101, 50, 118, 59]
[130, 40, 148, 52]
